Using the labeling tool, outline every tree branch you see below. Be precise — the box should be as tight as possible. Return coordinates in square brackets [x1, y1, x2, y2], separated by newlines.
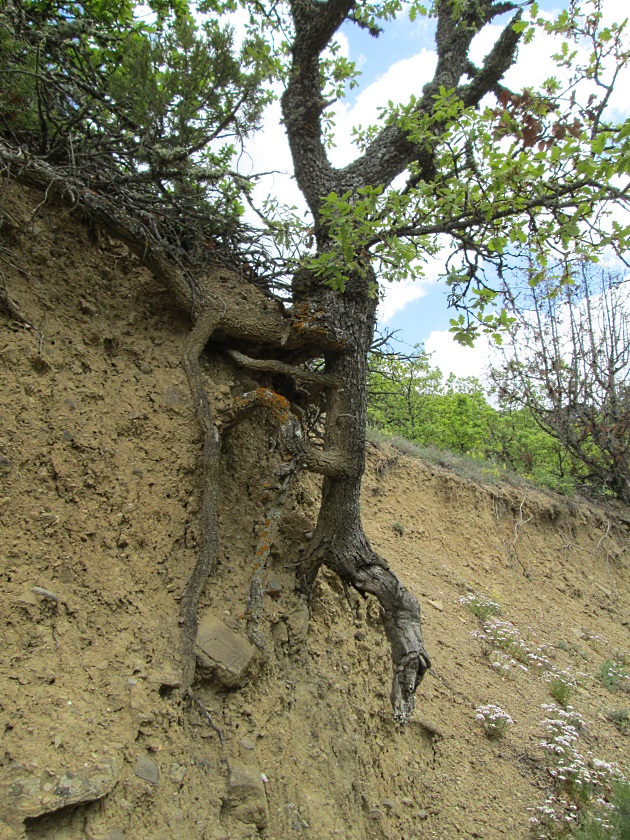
[339, 3, 523, 192]
[0, 140, 348, 355]
[225, 348, 341, 388]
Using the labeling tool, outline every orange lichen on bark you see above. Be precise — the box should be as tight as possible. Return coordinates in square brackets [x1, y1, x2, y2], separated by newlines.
[291, 304, 327, 335]
[254, 388, 291, 423]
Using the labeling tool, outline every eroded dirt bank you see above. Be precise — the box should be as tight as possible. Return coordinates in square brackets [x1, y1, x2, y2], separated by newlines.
[0, 181, 628, 840]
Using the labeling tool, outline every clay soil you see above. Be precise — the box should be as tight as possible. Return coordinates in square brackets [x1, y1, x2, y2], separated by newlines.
[0, 180, 629, 840]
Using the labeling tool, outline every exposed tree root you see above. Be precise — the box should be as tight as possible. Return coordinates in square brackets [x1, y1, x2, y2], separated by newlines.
[179, 309, 223, 692]
[187, 688, 224, 745]
[0, 284, 35, 329]
[0, 258, 42, 342]
[321, 538, 431, 724]
[0, 159, 433, 723]
[225, 348, 340, 389]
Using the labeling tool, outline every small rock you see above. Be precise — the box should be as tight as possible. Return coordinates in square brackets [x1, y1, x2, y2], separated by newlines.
[223, 758, 268, 830]
[133, 756, 159, 785]
[417, 809, 428, 820]
[196, 613, 256, 689]
[79, 298, 97, 316]
[0, 757, 121, 823]
[0, 456, 12, 473]
[169, 764, 187, 785]
[31, 586, 59, 603]
[147, 664, 182, 689]
[369, 809, 382, 820]
[265, 579, 282, 599]
[286, 604, 310, 646]
[31, 355, 51, 373]
[271, 622, 289, 645]
[354, 631, 367, 642]
[426, 599, 444, 612]
[383, 799, 396, 810]
[239, 738, 256, 751]
[224, 618, 240, 631]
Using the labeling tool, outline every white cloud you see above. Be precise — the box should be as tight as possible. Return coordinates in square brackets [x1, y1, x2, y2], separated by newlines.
[328, 49, 438, 168]
[424, 330, 497, 383]
[378, 277, 433, 322]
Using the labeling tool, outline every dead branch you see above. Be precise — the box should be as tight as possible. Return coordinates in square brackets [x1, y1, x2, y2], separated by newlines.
[506, 494, 532, 576]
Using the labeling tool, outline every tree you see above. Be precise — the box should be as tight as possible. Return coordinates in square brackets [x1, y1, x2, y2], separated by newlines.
[367, 351, 576, 492]
[367, 346, 443, 439]
[2, 0, 630, 722]
[492, 265, 630, 501]
[368, 351, 495, 456]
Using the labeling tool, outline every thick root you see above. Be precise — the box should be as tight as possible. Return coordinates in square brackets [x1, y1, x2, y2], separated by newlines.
[179, 310, 222, 691]
[321, 538, 431, 724]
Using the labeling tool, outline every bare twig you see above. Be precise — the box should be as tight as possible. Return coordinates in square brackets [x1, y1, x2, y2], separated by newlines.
[506, 494, 532, 576]
[187, 688, 224, 745]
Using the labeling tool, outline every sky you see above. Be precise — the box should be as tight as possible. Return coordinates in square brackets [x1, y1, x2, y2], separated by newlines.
[238, 0, 630, 384]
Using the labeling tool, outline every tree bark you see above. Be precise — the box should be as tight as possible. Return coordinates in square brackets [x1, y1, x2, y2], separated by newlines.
[297, 270, 430, 722]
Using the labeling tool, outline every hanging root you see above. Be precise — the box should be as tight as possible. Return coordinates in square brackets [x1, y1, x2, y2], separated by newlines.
[179, 309, 222, 692]
[355, 559, 431, 724]
[222, 383, 303, 650]
[323, 539, 431, 724]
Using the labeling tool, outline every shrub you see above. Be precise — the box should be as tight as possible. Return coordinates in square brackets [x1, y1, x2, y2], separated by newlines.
[549, 675, 576, 708]
[460, 592, 502, 622]
[598, 658, 630, 694]
[604, 708, 630, 735]
[475, 704, 513, 739]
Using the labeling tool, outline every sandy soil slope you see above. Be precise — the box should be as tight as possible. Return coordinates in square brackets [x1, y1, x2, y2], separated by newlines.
[0, 180, 628, 840]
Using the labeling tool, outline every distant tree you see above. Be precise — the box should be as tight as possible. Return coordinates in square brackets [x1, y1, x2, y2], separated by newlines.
[487, 404, 582, 493]
[368, 347, 443, 438]
[367, 350, 574, 490]
[492, 266, 630, 502]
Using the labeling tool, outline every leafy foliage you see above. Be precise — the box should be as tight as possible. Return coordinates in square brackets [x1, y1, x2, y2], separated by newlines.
[367, 347, 581, 494]
[0, 0, 271, 258]
[289, 0, 630, 344]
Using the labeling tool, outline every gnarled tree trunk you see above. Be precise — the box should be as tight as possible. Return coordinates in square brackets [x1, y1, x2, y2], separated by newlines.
[298, 273, 431, 721]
